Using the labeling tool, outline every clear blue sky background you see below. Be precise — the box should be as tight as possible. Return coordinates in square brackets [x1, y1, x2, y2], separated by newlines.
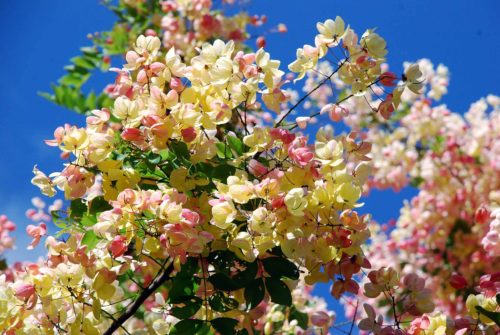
[0, 0, 498, 329]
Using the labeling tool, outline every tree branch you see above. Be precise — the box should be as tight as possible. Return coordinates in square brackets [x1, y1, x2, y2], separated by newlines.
[274, 58, 348, 128]
[102, 260, 174, 335]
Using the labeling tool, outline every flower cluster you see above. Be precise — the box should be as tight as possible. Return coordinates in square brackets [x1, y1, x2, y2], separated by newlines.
[340, 60, 500, 332]
[0, 3, 424, 333]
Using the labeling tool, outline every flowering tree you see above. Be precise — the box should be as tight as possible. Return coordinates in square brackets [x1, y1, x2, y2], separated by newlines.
[0, 1, 499, 334]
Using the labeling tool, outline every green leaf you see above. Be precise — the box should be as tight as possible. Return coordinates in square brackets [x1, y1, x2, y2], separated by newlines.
[233, 261, 258, 287]
[208, 273, 241, 291]
[170, 296, 203, 319]
[289, 306, 308, 329]
[89, 196, 112, 214]
[71, 56, 97, 70]
[0, 259, 7, 271]
[262, 257, 299, 280]
[227, 135, 244, 156]
[475, 306, 500, 326]
[265, 277, 292, 306]
[81, 213, 97, 227]
[81, 230, 99, 249]
[207, 250, 237, 274]
[148, 152, 162, 164]
[70, 199, 87, 219]
[170, 141, 190, 161]
[38, 91, 55, 103]
[211, 318, 239, 335]
[169, 319, 210, 335]
[216, 142, 232, 159]
[410, 176, 424, 188]
[85, 91, 97, 110]
[168, 258, 200, 304]
[80, 46, 99, 56]
[208, 292, 239, 312]
[59, 72, 91, 87]
[244, 278, 265, 310]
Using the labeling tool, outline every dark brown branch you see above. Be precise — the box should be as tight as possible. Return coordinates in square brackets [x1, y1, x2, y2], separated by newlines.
[274, 58, 349, 128]
[102, 260, 174, 335]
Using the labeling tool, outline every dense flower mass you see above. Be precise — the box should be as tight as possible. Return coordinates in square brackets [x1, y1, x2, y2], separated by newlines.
[0, 0, 499, 334]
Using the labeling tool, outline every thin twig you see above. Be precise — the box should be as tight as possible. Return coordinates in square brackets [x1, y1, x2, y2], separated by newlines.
[274, 58, 349, 127]
[102, 259, 174, 335]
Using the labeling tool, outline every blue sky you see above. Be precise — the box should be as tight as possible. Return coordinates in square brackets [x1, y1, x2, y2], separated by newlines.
[0, 0, 498, 328]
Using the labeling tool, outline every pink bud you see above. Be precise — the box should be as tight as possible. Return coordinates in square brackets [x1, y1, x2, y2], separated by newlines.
[256, 36, 266, 49]
[150, 62, 166, 73]
[108, 235, 128, 258]
[15, 284, 35, 300]
[379, 72, 398, 86]
[248, 159, 268, 177]
[170, 77, 184, 92]
[181, 127, 197, 142]
[121, 128, 144, 142]
[277, 23, 287, 33]
[474, 206, 490, 224]
[295, 116, 310, 129]
[329, 105, 348, 122]
[449, 273, 468, 289]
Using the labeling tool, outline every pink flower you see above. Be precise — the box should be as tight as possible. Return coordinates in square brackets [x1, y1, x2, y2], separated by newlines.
[288, 146, 314, 167]
[378, 95, 395, 120]
[310, 311, 331, 327]
[330, 278, 359, 299]
[321, 104, 349, 122]
[182, 209, 200, 227]
[26, 222, 47, 249]
[269, 128, 295, 144]
[358, 304, 383, 334]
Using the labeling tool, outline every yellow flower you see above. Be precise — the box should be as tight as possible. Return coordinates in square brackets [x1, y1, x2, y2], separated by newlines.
[211, 200, 237, 229]
[285, 188, 308, 216]
[113, 96, 142, 127]
[134, 35, 161, 56]
[249, 207, 274, 234]
[31, 165, 56, 197]
[98, 160, 140, 201]
[163, 47, 186, 82]
[315, 139, 344, 167]
[255, 48, 284, 89]
[227, 175, 254, 204]
[361, 29, 387, 59]
[466, 294, 498, 325]
[336, 182, 362, 205]
[209, 56, 235, 87]
[288, 45, 319, 81]
[243, 127, 271, 154]
[316, 17, 346, 46]
[60, 126, 89, 152]
[404, 63, 424, 94]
